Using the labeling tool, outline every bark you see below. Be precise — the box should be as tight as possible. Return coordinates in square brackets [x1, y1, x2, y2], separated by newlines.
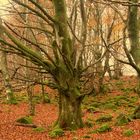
[0, 19, 15, 103]
[0, 51, 15, 102]
[127, 0, 140, 117]
[128, 0, 140, 67]
[52, 0, 84, 129]
[55, 92, 83, 130]
[113, 60, 123, 79]
[0, 0, 84, 130]
[27, 85, 35, 116]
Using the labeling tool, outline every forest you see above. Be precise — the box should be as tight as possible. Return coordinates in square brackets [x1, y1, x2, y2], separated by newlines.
[0, 0, 140, 139]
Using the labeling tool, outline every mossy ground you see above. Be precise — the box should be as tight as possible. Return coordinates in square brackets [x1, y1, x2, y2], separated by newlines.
[0, 76, 139, 139]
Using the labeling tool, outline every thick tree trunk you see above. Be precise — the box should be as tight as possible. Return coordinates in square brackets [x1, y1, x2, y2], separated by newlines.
[127, 0, 140, 117]
[128, 0, 140, 66]
[55, 93, 83, 130]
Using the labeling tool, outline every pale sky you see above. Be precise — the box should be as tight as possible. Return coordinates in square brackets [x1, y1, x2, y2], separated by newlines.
[0, 0, 8, 5]
[0, 0, 9, 18]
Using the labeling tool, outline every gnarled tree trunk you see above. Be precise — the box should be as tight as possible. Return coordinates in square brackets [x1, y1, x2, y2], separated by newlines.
[55, 90, 83, 129]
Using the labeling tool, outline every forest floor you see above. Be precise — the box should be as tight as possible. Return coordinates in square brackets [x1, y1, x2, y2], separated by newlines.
[0, 76, 140, 140]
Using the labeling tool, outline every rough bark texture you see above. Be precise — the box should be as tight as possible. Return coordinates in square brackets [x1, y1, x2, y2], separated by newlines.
[55, 93, 83, 130]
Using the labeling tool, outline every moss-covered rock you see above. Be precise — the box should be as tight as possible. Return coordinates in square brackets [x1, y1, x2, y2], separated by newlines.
[96, 115, 113, 123]
[33, 126, 46, 132]
[89, 124, 112, 134]
[133, 105, 140, 119]
[82, 135, 91, 138]
[96, 124, 112, 133]
[123, 129, 134, 137]
[16, 116, 33, 124]
[115, 113, 131, 126]
[49, 127, 64, 138]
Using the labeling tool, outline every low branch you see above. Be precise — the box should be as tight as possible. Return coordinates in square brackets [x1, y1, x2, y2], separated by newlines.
[15, 123, 37, 128]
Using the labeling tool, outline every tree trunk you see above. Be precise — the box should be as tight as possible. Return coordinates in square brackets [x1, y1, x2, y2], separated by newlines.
[128, 0, 140, 67]
[27, 85, 35, 116]
[0, 51, 15, 103]
[113, 60, 123, 79]
[0, 19, 15, 103]
[55, 92, 83, 130]
[127, 0, 140, 117]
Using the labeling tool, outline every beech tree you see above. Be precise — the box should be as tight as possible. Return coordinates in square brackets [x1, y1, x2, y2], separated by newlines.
[127, 0, 140, 117]
[0, 0, 95, 129]
[0, 19, 15, 103]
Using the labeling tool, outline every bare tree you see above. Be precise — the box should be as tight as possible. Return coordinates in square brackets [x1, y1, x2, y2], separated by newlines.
[0, 18, 16, 103]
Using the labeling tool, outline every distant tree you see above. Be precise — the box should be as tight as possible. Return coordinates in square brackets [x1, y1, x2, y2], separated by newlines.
[0, 19, 15, 103]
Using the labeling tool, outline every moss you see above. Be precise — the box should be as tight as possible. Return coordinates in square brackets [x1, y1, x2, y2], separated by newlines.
[72, 137, 79, 140]
[33, 95, 41, 104]
[99, 84, 110, 93]
[16, 95, 28, 102]
[43, 94, 51, 103]
[123, 129, 134, 137]
[121, 88, 133, 94]
[115, 80, 123, 87]
[7, 98, 18, 105]
[49, 127, 64, 138]
[115, 113, 131, 126]
[96, 115, 113, 123]
[87, 106, 97, 113]
[106, 95, 132, 107]
[33, 126, 46, 132]
[133, 105, 140, 119]
[82, 135, 91, 138]
[32, 94, 50, 104]
[85, 119, 93, 128]
[113, 95, 126, 100]
[16, 116, 33, 124]
[129, 96, 138, 103]
[91, 102, 101, 108]
[96, 124, 112, 133]
[88, 124, 112, 134]
[102, 102, 117, 109]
